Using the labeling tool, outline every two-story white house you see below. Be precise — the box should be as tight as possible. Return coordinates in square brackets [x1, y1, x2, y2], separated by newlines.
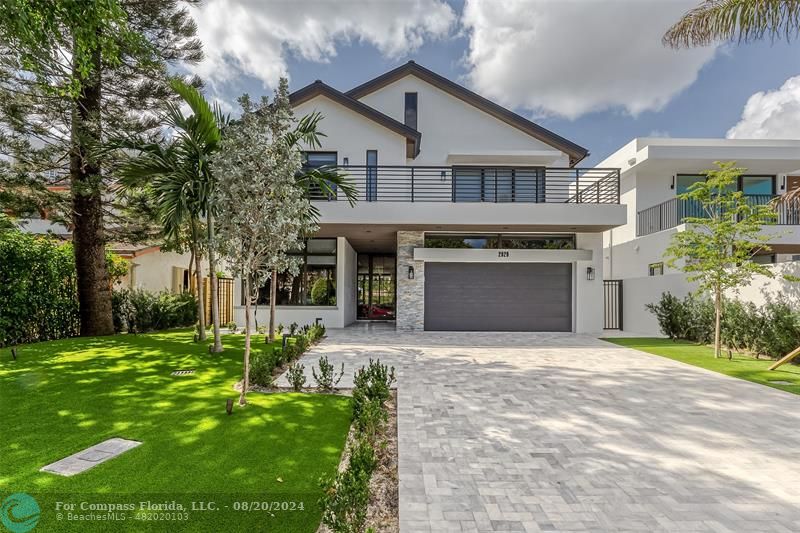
[233, 62, 626, 333]
[599, 137, 800, 333]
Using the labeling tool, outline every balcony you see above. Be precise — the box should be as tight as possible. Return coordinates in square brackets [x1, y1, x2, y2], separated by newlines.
[311, 166, 620, 204]
[636, 195, 800, 236]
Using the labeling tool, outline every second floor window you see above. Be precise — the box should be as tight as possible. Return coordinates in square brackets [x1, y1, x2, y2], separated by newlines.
[648, 262, 664, 276]
[304, 151, 337, 168]
[676, 174, 775, 196]
[303, 152, 338, 200]
[404, 92, 417, 130]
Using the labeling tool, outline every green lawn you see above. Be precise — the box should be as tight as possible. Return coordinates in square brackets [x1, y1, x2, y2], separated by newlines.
[604, 337, 800, 396]
[0, 330, 352, 532]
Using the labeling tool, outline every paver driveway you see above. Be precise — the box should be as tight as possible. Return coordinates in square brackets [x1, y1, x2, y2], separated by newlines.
[281, 324, 800, 532]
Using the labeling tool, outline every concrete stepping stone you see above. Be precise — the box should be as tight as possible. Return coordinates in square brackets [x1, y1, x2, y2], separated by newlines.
[40, 438, 141, 476]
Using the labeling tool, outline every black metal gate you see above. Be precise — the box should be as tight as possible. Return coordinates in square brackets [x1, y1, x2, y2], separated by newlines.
[603, 280, 623, 330]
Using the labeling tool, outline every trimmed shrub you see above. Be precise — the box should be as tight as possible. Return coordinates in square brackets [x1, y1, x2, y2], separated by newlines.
[250, 349, 278, 388]
[319, 437, 376, 533]
[312, 355, 344, 392]
[286, 363, 306, 392]
[353, 397, 387, 440]
[352, 359, 396, 422]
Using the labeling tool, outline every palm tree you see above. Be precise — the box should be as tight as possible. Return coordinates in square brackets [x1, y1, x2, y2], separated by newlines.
[664, 0, 800, 48]
[119, 79, 228, 350]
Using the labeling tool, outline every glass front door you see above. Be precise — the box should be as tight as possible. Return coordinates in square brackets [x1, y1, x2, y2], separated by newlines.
[357, 254, 396, 320]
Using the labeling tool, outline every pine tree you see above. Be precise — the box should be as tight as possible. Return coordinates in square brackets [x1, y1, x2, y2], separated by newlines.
[0, 1, 202, 335]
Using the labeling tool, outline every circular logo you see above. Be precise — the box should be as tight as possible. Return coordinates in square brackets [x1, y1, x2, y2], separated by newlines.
[0, 493, 40, 533]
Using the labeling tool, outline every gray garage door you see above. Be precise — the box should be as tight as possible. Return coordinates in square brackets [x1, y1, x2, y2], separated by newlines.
[424, 263, 572, 331]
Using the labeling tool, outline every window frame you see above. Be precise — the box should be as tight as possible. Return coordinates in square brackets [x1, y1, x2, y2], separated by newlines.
[241, 238, 338, 307]
[423, 233, 576, 250]
[676, 173, 776, 196]
[648, 262, 664, 276]
[404, 92, 418, 130]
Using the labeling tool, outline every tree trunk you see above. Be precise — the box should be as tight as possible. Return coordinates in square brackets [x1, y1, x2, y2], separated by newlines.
[70, 39, 113, 336]
[207, 214, 223, 352]
[190, 219, 206, 341]
[187, 249, 194, 290]
[714, 288, 722, 359]
[240, 277, 251, 406]
[269, 269, 277, 342]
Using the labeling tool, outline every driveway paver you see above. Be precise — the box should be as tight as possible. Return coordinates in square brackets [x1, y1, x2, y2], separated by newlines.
[281, 324, 800, 532]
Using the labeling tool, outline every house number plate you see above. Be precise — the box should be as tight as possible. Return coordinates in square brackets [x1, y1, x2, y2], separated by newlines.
[497, 250, 510, 258]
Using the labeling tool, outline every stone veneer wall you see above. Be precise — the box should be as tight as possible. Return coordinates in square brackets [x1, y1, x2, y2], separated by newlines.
[396, 231, 425, 331]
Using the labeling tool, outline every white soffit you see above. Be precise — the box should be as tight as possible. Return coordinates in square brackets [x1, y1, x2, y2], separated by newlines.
[446, 150, 564, 166]
[413, 248, 592, 263]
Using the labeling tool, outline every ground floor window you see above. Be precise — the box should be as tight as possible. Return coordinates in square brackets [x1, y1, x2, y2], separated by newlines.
[243, 238, 337, 306]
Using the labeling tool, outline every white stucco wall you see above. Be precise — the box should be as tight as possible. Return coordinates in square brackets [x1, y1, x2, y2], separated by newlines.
[357, 74, 570, 167]
[604, 228, 682, 280]
[292, 95, 407, 166]
[575, 232, 604, 334]
[126, 250, 190, 292]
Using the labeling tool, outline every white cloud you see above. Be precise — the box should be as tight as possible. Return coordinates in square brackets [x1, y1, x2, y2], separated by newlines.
[190, 0, 456, 90]
[461, 0, 718, 120]
[727, 75, 800, 139]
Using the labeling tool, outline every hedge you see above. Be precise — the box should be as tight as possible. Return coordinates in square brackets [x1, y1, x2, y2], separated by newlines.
[647, 292, 800, 359]
[0, 231, 81, 347]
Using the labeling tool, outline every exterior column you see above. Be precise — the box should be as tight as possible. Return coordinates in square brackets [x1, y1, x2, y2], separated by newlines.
[396, 231, 424, 331]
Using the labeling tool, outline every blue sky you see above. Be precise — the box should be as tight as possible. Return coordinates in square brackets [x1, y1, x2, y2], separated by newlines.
[190, 0, 800, 166]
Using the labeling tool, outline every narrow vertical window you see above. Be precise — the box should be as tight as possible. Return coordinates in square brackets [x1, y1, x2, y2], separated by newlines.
[366, 150, 378, 202]
[404, 92, 417, 129]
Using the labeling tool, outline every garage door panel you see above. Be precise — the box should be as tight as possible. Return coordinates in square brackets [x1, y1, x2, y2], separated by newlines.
[424, 263, 572, 331]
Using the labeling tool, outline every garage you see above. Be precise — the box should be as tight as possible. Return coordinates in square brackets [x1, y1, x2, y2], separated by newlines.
[423, 262, 572, 331]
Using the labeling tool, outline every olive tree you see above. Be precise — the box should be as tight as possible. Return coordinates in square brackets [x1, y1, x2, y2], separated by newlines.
[214, 82, 316, 406]
[664, 161, 777, 358]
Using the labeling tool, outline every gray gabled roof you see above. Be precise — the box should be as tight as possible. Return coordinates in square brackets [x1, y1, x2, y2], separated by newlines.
[290, 80, 421, 157]
[346, 61, 589, 166]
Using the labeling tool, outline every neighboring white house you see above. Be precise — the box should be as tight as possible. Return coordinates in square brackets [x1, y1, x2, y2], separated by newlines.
[599, 137, 800, 334]
[232, 61, 626, 333]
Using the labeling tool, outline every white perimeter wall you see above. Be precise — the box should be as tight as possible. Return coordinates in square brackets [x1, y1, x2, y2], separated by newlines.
[233, 237, 357, 330]
[620, 262, 800, 335]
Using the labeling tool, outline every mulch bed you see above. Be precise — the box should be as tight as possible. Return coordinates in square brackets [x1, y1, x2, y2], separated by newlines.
[365, 390, 399, 532]
[317, 390, 399, 533]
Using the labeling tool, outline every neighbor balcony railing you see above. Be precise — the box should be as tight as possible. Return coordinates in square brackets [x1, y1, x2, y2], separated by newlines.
[636, 194, 800, 236]
[309, 165, 620, 204]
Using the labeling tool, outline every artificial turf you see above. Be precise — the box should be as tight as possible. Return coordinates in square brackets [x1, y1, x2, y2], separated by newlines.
[604, 337, 800, 396]
[0, 330, 352, 532]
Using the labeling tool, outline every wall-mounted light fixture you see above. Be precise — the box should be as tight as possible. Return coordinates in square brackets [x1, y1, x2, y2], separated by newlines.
[343, 157, 349, 166]
[670, 175, 675, 190]
[407, 265, 415, 280]
[781, 175, 786, 190]
[586, 266, 595, 281]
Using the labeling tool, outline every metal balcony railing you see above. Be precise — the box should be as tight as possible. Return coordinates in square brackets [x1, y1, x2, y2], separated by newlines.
[309, 165, 620, 204]
[636, 195, 800, 236]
